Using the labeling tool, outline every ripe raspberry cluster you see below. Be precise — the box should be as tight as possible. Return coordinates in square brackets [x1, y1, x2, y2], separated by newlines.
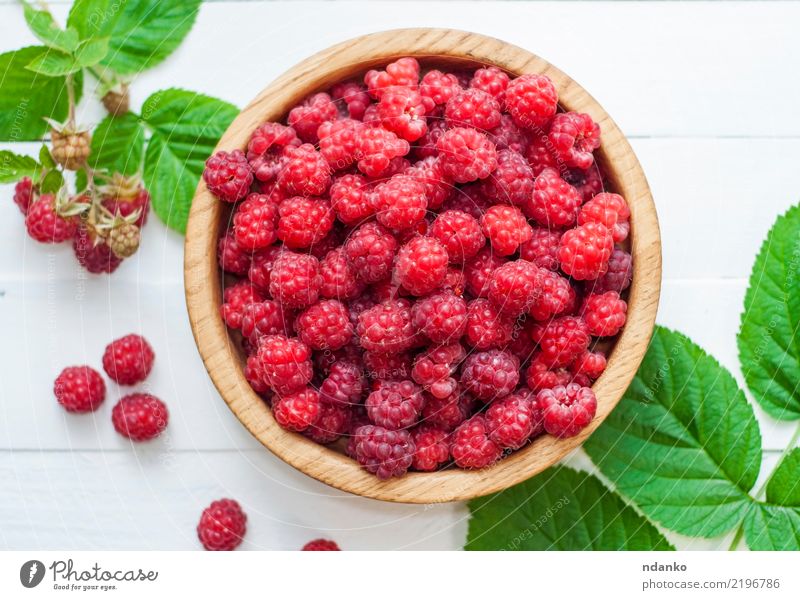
[204, 58, 633, 480]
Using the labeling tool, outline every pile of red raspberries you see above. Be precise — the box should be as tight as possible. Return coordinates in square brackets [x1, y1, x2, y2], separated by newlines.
[203, 58, 631, 480]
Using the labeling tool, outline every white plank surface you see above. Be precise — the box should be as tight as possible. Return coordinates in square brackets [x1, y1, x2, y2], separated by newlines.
[1, 0, 799, 550]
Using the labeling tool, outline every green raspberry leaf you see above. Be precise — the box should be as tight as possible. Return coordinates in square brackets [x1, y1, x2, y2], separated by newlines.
[25, 48, 81, 77]
[141, 89, 238, 233]
[39, 145, 57, 170]
[738, 205, 800, 420]
[584, 326, 762, 538]
[767, 448, 800, 507]
[40, 169, 65, 195]
[22, 3, 80, 53]
[466, 466, 674, 550]
[89, 113, 145, 177]
[67, 0, 201, 75]
[743, 448, 800, 550]
[73, 37, 110, 69]
[0, 151, 40, 183]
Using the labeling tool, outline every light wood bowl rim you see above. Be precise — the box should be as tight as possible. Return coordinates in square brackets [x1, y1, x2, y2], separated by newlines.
[184, 28, 662, 504]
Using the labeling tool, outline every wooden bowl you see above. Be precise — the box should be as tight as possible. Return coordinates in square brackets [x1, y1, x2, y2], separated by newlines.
[185, 28, 661, 503]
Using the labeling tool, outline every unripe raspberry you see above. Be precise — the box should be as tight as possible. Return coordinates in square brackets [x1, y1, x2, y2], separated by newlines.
[102, 84, 130, 116]
[51, 127, 90, 170]
[107, 222, 140, 258]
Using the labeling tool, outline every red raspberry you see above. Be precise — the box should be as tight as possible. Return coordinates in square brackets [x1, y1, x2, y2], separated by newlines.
[394, 236, 448, 295]
[366, 379, 425, 430]
[480, 149, 534, 207]
[488, 114, 529, 154]
[308, 227, 343, 259]
[246, 122, 300, 182]
[101, 183, 151, 227]
[531, 316, 591, 368]
[197, 499, 247, 551]
[582, 291, 628, 337]
[241, 300, 291, 345]
[529, 167, 582, 227]
[318, 119, 361, 170]
[217, 230, 250, 275]
[445, 88, 502, 131]
[470, 66, 510, 103]
[529, 269, 572, 321]
[320, 360, 365, 406]
[536, 383, 597, 438]
[363, 350, 412, 381]
[525, 357, 572, 392]
[112, 393, 168, 441]
[13, 177, 34, 214]
[465, 298, 514, 350]
[221, 281, 263, 329]
[525, 131, 560, 176]
[73, 226, 122, 274]
[305, 401, 351, 444]
[102, 334, 155, 385]
[332, 80, 370, 120]
[329, 174, 374, 225]
[436, 127, 498, 183]
[464, 247, 508, 297]
[578, 192, 630, 243]
[355, 126, 410, 178]
[295, 299, 353, 350]
[411, 292, 467, 344]
[362, 102, 380, 127]
[319, 248, 363, 300]
[558, 222, 614, 280]
[352, 424, 415, 479]
[565, 165, 604, 203]
[248, 245, 282, 294]
[314, 345, 363, 375]
[244, 354, 270, 394]
[486, 394, 535, 450]
[572, 350, 607, 381]
[364, 57, 420, 99]
[287, 92, 339, 144]
[414, 118, 448, 160]
[480, 204, 532, 256]
[520, 228, 561, 270]
[277, 196, 334, 249]
[356, 299, 415, 355]
[548, 112, 601, 170]
[504, 74, 558, 129]
[450, 416, 502, 469]
[232, 193, 279, 251]
[411, 343, 465, 399]
[586, 248, 632, 294]
[371, 174, 427, 231]
[420, 70, 461, 107]
[274, 387, 321, 431]
[343, 221, 398, 283]
[269, 251, 322, 308]
[422, 388, 473, 430]
[404, 156, 452, 209]
[487, 260, 543, 317]
[25, 194, 77, 243]
[461, 349, 519, 401]
[442, 182, 492, 219]
[429, 209, 484, 263]
[411, 424, 450, 471]
[378, 86, 428, 141]
[54, 366, 105, 413]
[278, 144, 331, 196]
[203, 150, 253, 203]
[303, 538, 341, 551]
[507, 317, 537, 362]
[256, 335, 313, 395]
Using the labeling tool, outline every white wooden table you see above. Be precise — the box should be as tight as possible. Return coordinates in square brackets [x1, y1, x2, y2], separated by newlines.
[1, 0, 799, 550]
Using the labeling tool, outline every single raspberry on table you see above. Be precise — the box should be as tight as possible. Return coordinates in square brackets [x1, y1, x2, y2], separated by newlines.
[274, 387, 321, 432]
[277, 143, 331, 197]
[319, 248, 364, 300]
[319, 360, 365, 406]
[585, 248, 632, 294]
[420, 69, 461, 107]
[331, 80, 370, 120]
[246, 122, 300, 182]
[531, 316, 591, 368]
[305, 400, 351, 444]
[565, 164, 604, 203]
[295, 299, 353, 351]
[394, 236, 449, 295]
[232, 193, 279, 251]
[480, 204, 533, 256]
[269, 251, 323, 309]
[404, 156, 452, 209]
[461, 349, 520, 401]
[363, 350, 412, 381]
[256, 335, 313, 396]
[366, 379, 425, 430]
[470, 66, 510, 104]
[73, 226, 122, 274]
[536, 383, 597, 438]
[450, 415, 502, 469]
[421, 388, 473, 431]
[357, 299, 416, 355]
[329, 173, 374, 225]
[572, 350, 607, 381]
[411, 424, 450, 471]
[351, 424, 415, 479]
[102, 334, 155, 385]
[486, 394, 536, 450]
[197, 499, 247, 551]
[217, 230, 250, 275]
[277, 196, 334, 249]
[520, 228, 562, 271]
[112, 393, 168, 441]
[487, 260, 543, 317]
[25, 194, 77, 243]
[343, 221, 398, 284]
[364, 57, 420, 99]
[582, 291, 628, 337]
[529, 269, 572, 321]
[464, 247, 508, 297]
[411, 343, 465, 399]
[578, 192, 631, 243]
[504, 74, 558, 129]
[436, 127, 498, 183]
[241, 300, 291, 345]
[302, 539, 341, 551]
[247, 245, 282, 294]
[445, 88, 502, 131]
[480, 149, 534, 208]
[318, 118, 361, 170]
[203, 150, 253, 203]
[411, 292, 467, 344]
[377, 86, 428, 141]
[287, 92, 339, 144]
[558, 222, 614, 280]
[371, 174, 428, 231]
[220, 281, 263, 329]
[525, 131, 560, 176]
[429, 209, 485, 263]
[13, 177, 34, 214]
[528, 167, 582, 228]
[548, 112, 601, 170]
[354, 126, 410, 177]
[525, 357, 572, 392]
[54, 366, 105, 413]
[464, 298, 514, 350]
